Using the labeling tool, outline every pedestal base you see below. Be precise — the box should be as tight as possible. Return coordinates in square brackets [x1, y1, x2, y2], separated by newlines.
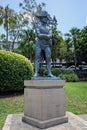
[22, 79, 68, 129]
[22, 115, 68, 129]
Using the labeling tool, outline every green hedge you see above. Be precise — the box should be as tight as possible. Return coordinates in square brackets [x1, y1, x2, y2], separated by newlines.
[0, 50, 34, 93]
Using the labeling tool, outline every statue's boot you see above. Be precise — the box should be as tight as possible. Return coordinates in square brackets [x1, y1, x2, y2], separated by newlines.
[48, 72, 55, 77]
[33, 72, 38, 77]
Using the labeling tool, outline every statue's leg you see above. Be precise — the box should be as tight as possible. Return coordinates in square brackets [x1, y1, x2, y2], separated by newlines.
[34, 46, 41, 77]
[45, 47, 53, 77]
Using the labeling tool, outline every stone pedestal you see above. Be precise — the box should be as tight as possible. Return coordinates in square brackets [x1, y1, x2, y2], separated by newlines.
[22, 80, 68, 129]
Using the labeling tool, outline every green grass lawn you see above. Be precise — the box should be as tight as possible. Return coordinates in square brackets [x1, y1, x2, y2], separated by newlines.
[0, 82, 87, 129]
[65, 82, 87, 114]
[0, 95, 24, 130]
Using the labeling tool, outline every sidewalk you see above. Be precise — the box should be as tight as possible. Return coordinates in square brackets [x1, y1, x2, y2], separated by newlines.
[2, 112, 87, 130]
[78, 114, 87, 121]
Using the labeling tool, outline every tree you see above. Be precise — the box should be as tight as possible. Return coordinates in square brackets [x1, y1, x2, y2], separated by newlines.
[18, 29, 36, 61]
[51, 25, 63, 62]
[78, 26, 87, 63]
[64, 33, 73, 63]
[8, 12, 29, 50]
[9, 0, 46, 51]
[65, 27, 81, 70]
[0, 34, 5, 49]
[0, 5, 16, 50]
[19, 0, 46, 28]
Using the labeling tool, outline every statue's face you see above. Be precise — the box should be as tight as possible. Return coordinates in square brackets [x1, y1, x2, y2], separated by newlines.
[40, 17, 48, 24]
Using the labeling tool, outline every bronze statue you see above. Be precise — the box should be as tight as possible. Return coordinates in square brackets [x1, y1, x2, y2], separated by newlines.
[33, 11, 54, 77]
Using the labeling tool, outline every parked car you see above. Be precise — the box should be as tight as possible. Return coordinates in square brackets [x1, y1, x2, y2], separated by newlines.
[67, 65, 79, 70]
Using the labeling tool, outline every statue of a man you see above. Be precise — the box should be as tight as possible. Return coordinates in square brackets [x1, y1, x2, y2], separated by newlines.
[34, 11, 54, 77]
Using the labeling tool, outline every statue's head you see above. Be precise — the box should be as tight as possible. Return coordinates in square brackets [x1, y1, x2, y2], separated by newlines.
[36, 11, 49, 18]
[36, 11, 50, 23]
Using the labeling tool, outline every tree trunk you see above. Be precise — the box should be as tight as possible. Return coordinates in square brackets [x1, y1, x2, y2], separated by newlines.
[5, 12, 9, 51]
[6, 27, 9, 51]
[74, 41, 77, 72]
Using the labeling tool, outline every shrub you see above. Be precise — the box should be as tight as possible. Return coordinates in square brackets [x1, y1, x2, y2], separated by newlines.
[0, 50, 34, 93]
[51, 68, 79, 82]
[59, 73, 79, 82]
[40, 67, 79, 82]
[52, 68, 79, 82]
[39, 68, 65, 77]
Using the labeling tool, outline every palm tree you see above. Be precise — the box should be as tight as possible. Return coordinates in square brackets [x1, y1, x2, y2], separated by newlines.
[65, 27, 81, 71]
[52, 26, 63, 62]
[0, 5, 16, 50]
[18, 29, 36, 61]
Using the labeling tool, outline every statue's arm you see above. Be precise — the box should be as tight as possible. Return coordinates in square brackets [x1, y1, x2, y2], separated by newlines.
[46, 29, 52, 39]
[36, 28, 52, 40]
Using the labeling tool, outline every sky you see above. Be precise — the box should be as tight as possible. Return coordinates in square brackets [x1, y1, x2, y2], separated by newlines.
[0, 0, 87, 35]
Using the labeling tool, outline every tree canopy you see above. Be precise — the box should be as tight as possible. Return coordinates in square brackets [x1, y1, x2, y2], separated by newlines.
[0, 0, 87, 64]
